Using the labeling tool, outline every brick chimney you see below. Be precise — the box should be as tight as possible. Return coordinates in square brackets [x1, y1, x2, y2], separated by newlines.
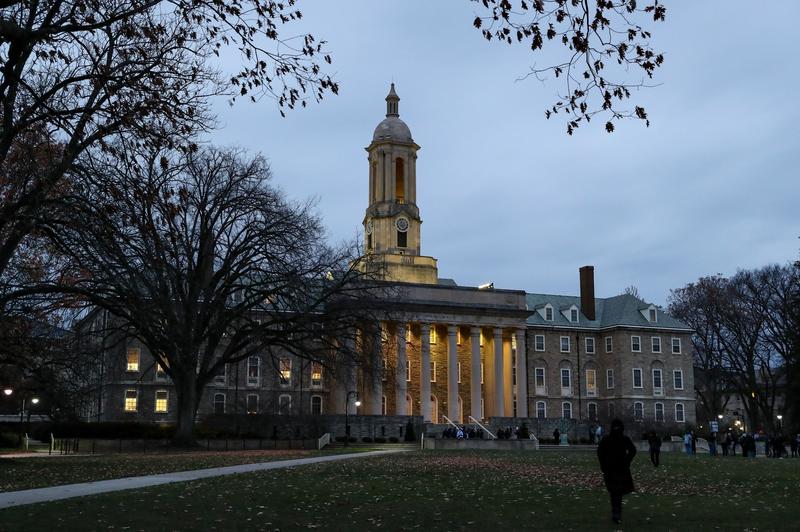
[579, 266, 596, 321]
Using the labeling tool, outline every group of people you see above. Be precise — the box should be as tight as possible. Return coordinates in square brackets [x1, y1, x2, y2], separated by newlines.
[440, 426, 482, 439]
[718, 431, 800, 458]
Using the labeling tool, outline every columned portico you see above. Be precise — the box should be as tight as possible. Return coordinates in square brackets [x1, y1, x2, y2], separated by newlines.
[395, 323, 408, 415]
[420, 323, 432, 421]
[369, 327, 383, 415]
[447, 324, 458, 422]
[494, 327, 505, 417]
[515, 328, 528, 417]
[470, 326, 482, 420]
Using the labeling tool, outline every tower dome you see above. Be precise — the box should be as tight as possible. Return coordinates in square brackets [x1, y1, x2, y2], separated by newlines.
[372, 83, 413, 143]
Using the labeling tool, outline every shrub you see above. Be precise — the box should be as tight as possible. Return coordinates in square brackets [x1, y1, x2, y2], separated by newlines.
[0, 432, 19, 448]
[388, 437, 399, 443]
[362, 437, 373, 443]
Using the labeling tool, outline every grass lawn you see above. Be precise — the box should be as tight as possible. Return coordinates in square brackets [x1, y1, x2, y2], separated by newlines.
[0, 448, 370, 492]
[1, 450, 799, 531]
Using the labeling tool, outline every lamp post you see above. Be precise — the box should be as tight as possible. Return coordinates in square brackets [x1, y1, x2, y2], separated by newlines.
[777, 414, 783, 433]
[344, 391, 361, 446]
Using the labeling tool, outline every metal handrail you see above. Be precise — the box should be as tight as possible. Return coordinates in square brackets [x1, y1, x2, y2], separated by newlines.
[441, 415, 460, 430]
[468, 416, 497, 440]
[317, 433, 331, 450]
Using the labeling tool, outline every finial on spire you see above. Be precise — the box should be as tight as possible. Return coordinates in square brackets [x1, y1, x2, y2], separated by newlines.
[385, 83, 400, 117]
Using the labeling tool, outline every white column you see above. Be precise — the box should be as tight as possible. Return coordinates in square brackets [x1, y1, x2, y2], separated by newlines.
[515, 329, 528, 418]
[447, 324, 459, 422]
[395, 323, 408, 415]
[470, 327, 482, 420]
[494, 327, 505, 417]
[420, 323, 431, 422]
[370, 327, 383, 415]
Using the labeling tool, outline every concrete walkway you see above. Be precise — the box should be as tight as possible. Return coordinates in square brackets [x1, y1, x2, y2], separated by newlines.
[0, 449, 406, 509]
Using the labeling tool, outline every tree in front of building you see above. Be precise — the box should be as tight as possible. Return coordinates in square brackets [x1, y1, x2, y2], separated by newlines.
[47, 144, 381, 444]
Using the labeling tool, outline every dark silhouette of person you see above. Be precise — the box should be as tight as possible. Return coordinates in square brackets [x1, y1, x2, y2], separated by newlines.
[553, 428, 561, 445]
[597, 418, 637, 525]
[647, 431, 661, 467]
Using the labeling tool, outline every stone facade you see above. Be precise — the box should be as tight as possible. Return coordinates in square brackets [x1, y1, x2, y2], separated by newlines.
[84, 85, 696, 433]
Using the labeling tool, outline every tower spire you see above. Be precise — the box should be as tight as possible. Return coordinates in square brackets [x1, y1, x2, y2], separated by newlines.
[385, 83, 400, 117]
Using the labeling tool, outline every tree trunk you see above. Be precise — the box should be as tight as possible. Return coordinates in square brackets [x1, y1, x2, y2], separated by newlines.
[173, 378, 199, 446]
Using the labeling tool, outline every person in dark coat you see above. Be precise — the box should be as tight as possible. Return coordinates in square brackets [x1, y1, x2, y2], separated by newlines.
[647, 431, 662, 467]
[597, 418, 637, 525]
[553, 428, 561, 445]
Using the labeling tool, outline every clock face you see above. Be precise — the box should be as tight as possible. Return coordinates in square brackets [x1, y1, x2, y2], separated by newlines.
[366, 220, 374, 235]
[395, 217, 409, 232]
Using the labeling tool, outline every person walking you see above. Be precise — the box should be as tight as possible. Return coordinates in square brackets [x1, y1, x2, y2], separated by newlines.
[690, 430, 697, 455]
[792, 434, 799, 458]
[721, 432, 730, 456]
[648, 431, 661, 467]
[553, 428, 561, 445]
[683, 430, 692, 456]
[597, 419, 637, 525]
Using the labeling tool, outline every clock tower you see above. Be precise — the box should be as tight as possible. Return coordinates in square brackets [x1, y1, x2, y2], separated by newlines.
[363, 84, 438, 284]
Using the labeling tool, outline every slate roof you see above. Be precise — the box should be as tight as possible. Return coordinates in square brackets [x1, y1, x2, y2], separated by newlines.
[525, 292, 691, 331]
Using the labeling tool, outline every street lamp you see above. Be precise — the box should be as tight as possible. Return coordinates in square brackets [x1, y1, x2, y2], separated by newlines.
[717, 414, 723, 420]
[3, 388, 11, 396]
[344, 391, 361, 446]
[777, 414, 783, 434]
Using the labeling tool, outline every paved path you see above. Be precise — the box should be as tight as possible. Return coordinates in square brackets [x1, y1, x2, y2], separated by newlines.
[0, 449, 406, 509]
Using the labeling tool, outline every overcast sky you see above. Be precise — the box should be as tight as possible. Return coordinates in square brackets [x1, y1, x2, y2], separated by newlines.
[210, 1, 799, 306]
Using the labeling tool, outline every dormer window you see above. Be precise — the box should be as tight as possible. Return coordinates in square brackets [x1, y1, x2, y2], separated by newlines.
[639, 304, 658, 323]
[570, 308, 579, 323]
[545, 305, 553, 321]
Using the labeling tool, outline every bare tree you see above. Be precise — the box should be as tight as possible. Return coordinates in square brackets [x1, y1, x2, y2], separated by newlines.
[40, 145, 381, 443]
[0, 0, 337, 279]
[472, 0, 666, 134]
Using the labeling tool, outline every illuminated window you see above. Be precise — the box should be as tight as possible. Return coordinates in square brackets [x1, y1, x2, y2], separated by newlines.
[430, 361, 437, 383]
[126, 348, 140, 372]
[429, 327, 437, 344]
[311, 362, 323, 387]
[311, 395, 323, 415]
[405, 326, 412, 343]
[247, 394, 259, 414]
[247, 356, 261, 386]
[534, 335, 545, 351]
[651, 336, 661, 353]
[457, 362, 462, 383]
[586, 369, 597, 396]
[279, 358, 292, 385]
[155, 361, 168, 381]
[631, 336, 641, 352]
[124, 389, 137, 412]
[480, 362, 484, 384]
[155, 390, 168, 413]
[457, 329, 462, 345]
[213, 393, 225, 414]
[406, 359, 411, 382]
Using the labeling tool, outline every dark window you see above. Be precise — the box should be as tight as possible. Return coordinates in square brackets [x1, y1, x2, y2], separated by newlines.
[397, 230, 407, 248]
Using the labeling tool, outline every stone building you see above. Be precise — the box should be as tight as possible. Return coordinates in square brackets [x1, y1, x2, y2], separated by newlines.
[85, 85, 696, 432]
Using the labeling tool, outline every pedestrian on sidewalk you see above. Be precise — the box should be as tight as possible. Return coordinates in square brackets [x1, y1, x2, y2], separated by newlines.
[597, 419, 637, 526]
